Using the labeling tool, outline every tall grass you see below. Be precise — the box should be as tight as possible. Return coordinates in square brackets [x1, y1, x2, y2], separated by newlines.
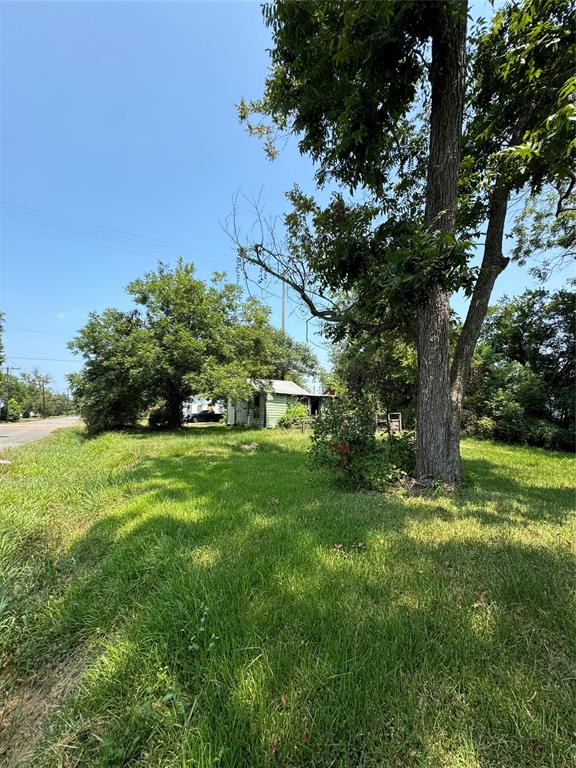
[0, 427, 574, 767]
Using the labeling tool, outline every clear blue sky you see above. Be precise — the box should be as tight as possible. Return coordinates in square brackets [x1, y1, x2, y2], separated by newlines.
[0, 0, 567, 392]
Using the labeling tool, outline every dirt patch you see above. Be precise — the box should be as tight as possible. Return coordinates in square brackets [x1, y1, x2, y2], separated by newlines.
[0, 651, 89, 767]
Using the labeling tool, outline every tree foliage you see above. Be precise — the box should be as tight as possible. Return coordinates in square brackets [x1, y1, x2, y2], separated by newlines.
[463, 0, 575, 219]
[477, 289, 574, 427]
[329, 333, 417, 425]
[0, 368, 74, 421]
[236, 0, 575, 481]
[460, 289, 575, 450]
[69, 261, 318, 432]
[241, 1, 455, 194]
[510, 187, 576, 281]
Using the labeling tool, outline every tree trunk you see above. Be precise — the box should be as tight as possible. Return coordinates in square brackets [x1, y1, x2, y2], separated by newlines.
[167, 383, 183, 428]
[446, 183, 510, 477]
[415, 1, 467, 483]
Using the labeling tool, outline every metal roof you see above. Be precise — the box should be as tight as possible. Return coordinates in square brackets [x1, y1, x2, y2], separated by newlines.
[250, 379, 312, 397]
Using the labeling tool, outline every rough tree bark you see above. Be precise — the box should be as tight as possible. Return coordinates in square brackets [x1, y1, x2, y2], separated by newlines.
[166, 382, 184, 428]
[446, 183, 510, 479]
[415, 1, 467, 483]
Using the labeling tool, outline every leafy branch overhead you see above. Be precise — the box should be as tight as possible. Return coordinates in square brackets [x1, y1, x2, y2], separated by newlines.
[235, 0, 575, 483]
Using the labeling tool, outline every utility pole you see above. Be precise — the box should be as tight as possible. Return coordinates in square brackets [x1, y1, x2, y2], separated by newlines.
[3, 365, 20, 422]
[42, 381, 46, 417]
[281, 280, 286, 334]
[3, 366, 8, 423]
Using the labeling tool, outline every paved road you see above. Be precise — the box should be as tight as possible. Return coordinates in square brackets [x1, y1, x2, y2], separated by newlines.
[0, 416, 80, 451]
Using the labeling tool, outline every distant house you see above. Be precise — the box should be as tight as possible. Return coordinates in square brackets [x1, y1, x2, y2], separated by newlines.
[182, 398, 224, 420]
[227, 379, 332, 429]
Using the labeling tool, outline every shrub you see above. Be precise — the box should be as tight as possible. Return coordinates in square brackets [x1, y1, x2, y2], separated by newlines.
[277, 403, 309, 428]
[488, 393, 529, 443]
[148, 404, 174, 430]
[461, 409, 478, 437]
[77, 396, 141, 434]
[310, 397, 414, 490]
[553, 427, 575, 453]
[525, 418, 558, 448]
[476, 416, 496, 440]
[525, 418, 575, 452]
[1, 398, 23, 422]
[388, 430, 416, 475]
[70, 371, 144, 434]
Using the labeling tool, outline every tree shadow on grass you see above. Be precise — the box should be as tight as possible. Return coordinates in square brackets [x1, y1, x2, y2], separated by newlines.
[12, 438, 576, 767]
[460, 457, 575, 524]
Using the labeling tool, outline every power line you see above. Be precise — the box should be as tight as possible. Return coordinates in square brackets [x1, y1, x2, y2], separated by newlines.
[1, 204, 287, 311]
[2, 220, 236, 270]
[1, 202, 235, 266]
[6, 356, 78, 363]
[6, 326, 70, 337]
[2, 211, 193, 257]
[1, 201, 228, 256]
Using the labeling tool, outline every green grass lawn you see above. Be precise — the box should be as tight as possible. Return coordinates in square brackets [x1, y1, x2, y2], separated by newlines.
[0, 426, 574, 767]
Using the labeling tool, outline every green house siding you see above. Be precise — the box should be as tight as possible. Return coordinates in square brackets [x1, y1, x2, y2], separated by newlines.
[227, 393, 266, 427]
[254, 392, 266, 428]
[228, 386, 313, 429]
[265, 393, 289, 428]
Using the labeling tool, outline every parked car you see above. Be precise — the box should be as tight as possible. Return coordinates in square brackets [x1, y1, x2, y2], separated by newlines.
[185, 410, 223, 424]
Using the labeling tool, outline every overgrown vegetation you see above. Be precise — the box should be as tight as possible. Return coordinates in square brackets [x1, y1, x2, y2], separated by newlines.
[463, 289, 574, 450]
[310, 397, 415, 489]
[276, 402, 309, 429]
[69, 260, 318, 433]
[235, 0, 575, 483]
[0, 368, 74, 421]
[0, 426, 573, 767]
[326, 289, 574, 454]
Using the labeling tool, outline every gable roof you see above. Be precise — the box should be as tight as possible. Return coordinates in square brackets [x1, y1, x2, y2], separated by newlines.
[250, 379, 311, 397]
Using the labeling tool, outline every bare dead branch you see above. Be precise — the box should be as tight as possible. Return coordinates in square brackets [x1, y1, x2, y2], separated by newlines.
[225, 192, 342, 323]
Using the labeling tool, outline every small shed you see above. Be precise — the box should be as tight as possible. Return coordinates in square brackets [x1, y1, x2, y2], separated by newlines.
[227, 379, 315, 429]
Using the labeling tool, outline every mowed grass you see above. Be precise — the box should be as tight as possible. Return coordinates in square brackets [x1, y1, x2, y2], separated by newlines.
[0, 427, 574, 768]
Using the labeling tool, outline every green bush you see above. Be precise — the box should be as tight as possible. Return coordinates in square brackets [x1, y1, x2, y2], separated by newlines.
[525, 418, 558, 448]
[69, 369, 145, 434]
[388, 430, 416, 475]
[77, 395, 141, 434]
[277, 403, 309, 428]
[148, 404, 175, 430]
[553, 427, 575, 452]
[488, 393, 529, 443]
[476, 416, 496, 440]
[525, 418, 574, 452]
[310, 397, 414, 489]
[461, 409, 478, 436]
[471, 411, 573, 453]
[0, 398, 22, 422]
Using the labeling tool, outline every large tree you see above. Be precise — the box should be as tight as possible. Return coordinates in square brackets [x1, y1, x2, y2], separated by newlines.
[479, 289, 575, 431]
[236, 0, 575, 482]
[70, 261, 318, 431]
[19, 369, 51, 417]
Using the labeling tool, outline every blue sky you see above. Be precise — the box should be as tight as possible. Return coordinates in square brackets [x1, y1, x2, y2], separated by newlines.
[0, 0, 567, 392]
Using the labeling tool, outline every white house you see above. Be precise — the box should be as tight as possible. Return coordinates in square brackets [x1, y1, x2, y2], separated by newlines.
[182, 398, 224, 420]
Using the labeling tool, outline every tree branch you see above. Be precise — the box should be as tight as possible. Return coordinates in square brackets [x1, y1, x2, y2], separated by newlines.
[556, 170, 576, 216]
[225, 192, 342, 324]
[450, 181, 510, 404]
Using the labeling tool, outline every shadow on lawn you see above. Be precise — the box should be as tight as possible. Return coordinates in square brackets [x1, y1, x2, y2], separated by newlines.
[15, 436, 576, 767]
[462, 458, 575, 523]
